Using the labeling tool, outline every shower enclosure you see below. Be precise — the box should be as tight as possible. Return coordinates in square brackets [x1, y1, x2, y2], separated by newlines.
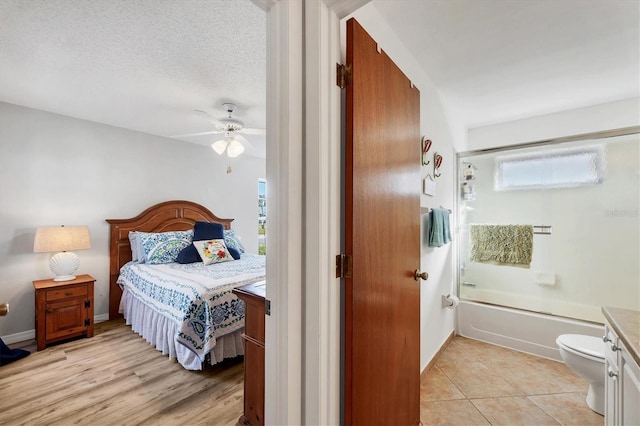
[457, 129, 639, 325]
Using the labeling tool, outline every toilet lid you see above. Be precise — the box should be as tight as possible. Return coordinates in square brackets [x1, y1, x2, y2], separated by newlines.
[557, 334, 604, 359]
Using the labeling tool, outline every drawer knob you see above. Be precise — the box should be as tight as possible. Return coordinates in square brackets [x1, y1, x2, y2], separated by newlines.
[602, 335, 611, 343]
[608, 369, 618, 379]
[611, 343, 621, 352]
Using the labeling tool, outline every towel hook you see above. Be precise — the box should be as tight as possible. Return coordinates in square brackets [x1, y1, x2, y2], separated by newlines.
[434, 152, 443, 178]
[421, 137, 432, 166]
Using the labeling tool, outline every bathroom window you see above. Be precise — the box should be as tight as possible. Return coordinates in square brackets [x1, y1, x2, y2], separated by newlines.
[494, 145, 605, 191]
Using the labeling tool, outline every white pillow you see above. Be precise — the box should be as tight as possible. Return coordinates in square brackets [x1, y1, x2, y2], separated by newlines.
[193, 239, 234, 265]
[128, 231, 140, 262]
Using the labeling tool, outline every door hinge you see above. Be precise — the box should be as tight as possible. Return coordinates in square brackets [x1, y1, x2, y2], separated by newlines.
[84, 318, 90, 326]
[336, 253, 353, 278]
[336, 63, 352, 89]
[265, 299, 271, 316]
[85, 300, 91, 308]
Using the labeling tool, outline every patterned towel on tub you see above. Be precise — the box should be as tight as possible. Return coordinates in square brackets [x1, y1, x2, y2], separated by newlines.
[469, 224, 533, 267]
[117, 253, 266, 361]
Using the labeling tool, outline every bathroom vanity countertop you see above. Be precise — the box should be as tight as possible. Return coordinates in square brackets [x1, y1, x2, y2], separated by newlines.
[602, 306, 640, 366]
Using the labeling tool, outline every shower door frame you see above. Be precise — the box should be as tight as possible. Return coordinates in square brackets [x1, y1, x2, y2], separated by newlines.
[454, 125, 640, 316]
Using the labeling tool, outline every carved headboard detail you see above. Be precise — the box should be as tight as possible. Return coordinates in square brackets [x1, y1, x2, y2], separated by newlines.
[105, 200, 233, 319]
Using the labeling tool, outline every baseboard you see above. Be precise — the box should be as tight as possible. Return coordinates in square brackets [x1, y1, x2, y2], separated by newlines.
[421, 330, 455, 379]
[1, 313, 110, 344]
[1, 329, 34, 345]
[94, 313, 109, 323]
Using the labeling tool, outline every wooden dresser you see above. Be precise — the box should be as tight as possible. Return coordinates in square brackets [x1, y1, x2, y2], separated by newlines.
[233, 280, 266, 426]
[33, 274, 95, 350]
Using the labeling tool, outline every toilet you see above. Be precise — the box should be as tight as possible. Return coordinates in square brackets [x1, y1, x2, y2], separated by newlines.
[556, 334, 605, 415]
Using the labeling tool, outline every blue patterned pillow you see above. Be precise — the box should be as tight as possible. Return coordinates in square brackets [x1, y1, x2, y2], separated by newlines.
[224, 229, 245, 253]
[139, 230, 194, 264]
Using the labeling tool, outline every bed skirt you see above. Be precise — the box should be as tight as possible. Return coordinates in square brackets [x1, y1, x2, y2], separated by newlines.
[119, 288, 244, 370]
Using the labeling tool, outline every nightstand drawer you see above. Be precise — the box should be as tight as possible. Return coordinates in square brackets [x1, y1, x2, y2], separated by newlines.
[46, 285, 87, 301]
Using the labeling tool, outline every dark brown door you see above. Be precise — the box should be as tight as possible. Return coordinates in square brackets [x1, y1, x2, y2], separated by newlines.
[344, 18, 422, 425]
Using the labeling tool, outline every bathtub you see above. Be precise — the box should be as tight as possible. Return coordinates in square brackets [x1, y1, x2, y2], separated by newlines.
[456, 300, 604, 361]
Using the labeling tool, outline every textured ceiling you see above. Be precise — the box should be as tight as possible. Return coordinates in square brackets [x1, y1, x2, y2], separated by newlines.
[0, 0, 266, 155]
[372, 0, 640, 128]
[1, 0, 638, 151]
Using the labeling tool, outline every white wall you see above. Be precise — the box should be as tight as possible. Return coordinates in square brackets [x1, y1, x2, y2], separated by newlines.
[347, 3, 463, 372]
[0, 102, 265, 339]
[467, 97, 640, 150]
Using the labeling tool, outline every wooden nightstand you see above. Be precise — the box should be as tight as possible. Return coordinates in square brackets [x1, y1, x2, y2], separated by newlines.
[233, 280, 266, 426]
[33, 274, 95, 351]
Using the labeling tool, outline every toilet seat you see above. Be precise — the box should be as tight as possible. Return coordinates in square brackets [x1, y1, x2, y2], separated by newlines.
[556, 334, 605, 361]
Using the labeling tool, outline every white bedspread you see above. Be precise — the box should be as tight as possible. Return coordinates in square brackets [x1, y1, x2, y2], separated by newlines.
[117, 253, 265, 369]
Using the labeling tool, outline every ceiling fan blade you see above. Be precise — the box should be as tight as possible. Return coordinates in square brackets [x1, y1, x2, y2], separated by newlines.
[233, 133, 248, 144]
[171, 129, 224, 138]
[233, 134, 257, 151]
[240, 127, 266, 135]
[194, 109, 224, 124]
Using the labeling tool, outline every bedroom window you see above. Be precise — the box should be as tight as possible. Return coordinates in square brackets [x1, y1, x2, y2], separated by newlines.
[258, 179, 267, 255]
[494, 145, 605, 191]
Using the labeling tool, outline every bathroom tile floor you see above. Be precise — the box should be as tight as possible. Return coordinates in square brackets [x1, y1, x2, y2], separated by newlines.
[420, 336, 604, 425]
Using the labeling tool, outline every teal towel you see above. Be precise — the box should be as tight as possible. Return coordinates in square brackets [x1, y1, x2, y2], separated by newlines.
[428, 208, 451, 247]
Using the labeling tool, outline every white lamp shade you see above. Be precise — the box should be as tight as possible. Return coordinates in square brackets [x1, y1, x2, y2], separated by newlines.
[212, 134, 246, 158]
[34, 226, 91, 253]
[34, 226, 91, 281]
[227, 139, 245, 158]
[211, 140, 228, 155]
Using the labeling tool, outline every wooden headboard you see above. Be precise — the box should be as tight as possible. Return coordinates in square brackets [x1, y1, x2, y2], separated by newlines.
[105, 200, 233, 319]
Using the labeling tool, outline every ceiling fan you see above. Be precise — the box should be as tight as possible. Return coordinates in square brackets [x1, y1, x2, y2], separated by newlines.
[175, 103, 265, 158]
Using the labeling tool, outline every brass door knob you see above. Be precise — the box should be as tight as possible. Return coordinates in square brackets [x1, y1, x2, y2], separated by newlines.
[414, 270, 428, 281]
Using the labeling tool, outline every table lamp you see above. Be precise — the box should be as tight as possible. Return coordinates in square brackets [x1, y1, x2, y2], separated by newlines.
[33, 225, 91, 281]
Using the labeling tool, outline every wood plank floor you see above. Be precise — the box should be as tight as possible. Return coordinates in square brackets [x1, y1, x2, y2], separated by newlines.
[0, 320, 244, 426]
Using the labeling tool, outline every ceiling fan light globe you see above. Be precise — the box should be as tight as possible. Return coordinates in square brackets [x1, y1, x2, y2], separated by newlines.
[227, 140, 245, 158]
[212, 140, 228, 155]
[227, 149, 242, 158]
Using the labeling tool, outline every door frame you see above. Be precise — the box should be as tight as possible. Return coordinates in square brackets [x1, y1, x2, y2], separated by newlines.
[254, 0, 369, 424]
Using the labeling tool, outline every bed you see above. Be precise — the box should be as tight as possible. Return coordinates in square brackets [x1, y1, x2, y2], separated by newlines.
[106, 200, 266, 370]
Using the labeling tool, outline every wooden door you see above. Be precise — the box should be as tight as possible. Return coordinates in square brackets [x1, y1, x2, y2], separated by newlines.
[344, 18, 422, 425]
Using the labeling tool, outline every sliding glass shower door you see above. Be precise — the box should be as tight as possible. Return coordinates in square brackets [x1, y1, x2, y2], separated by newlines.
[457, 131, 639, 323]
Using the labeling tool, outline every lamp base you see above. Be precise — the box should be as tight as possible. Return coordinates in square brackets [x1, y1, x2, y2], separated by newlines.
[49, 252, 80, 282]
[53, 275, 77, 282]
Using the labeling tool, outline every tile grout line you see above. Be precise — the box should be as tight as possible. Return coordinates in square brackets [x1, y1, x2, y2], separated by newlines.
[422, 336, 601, 425]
